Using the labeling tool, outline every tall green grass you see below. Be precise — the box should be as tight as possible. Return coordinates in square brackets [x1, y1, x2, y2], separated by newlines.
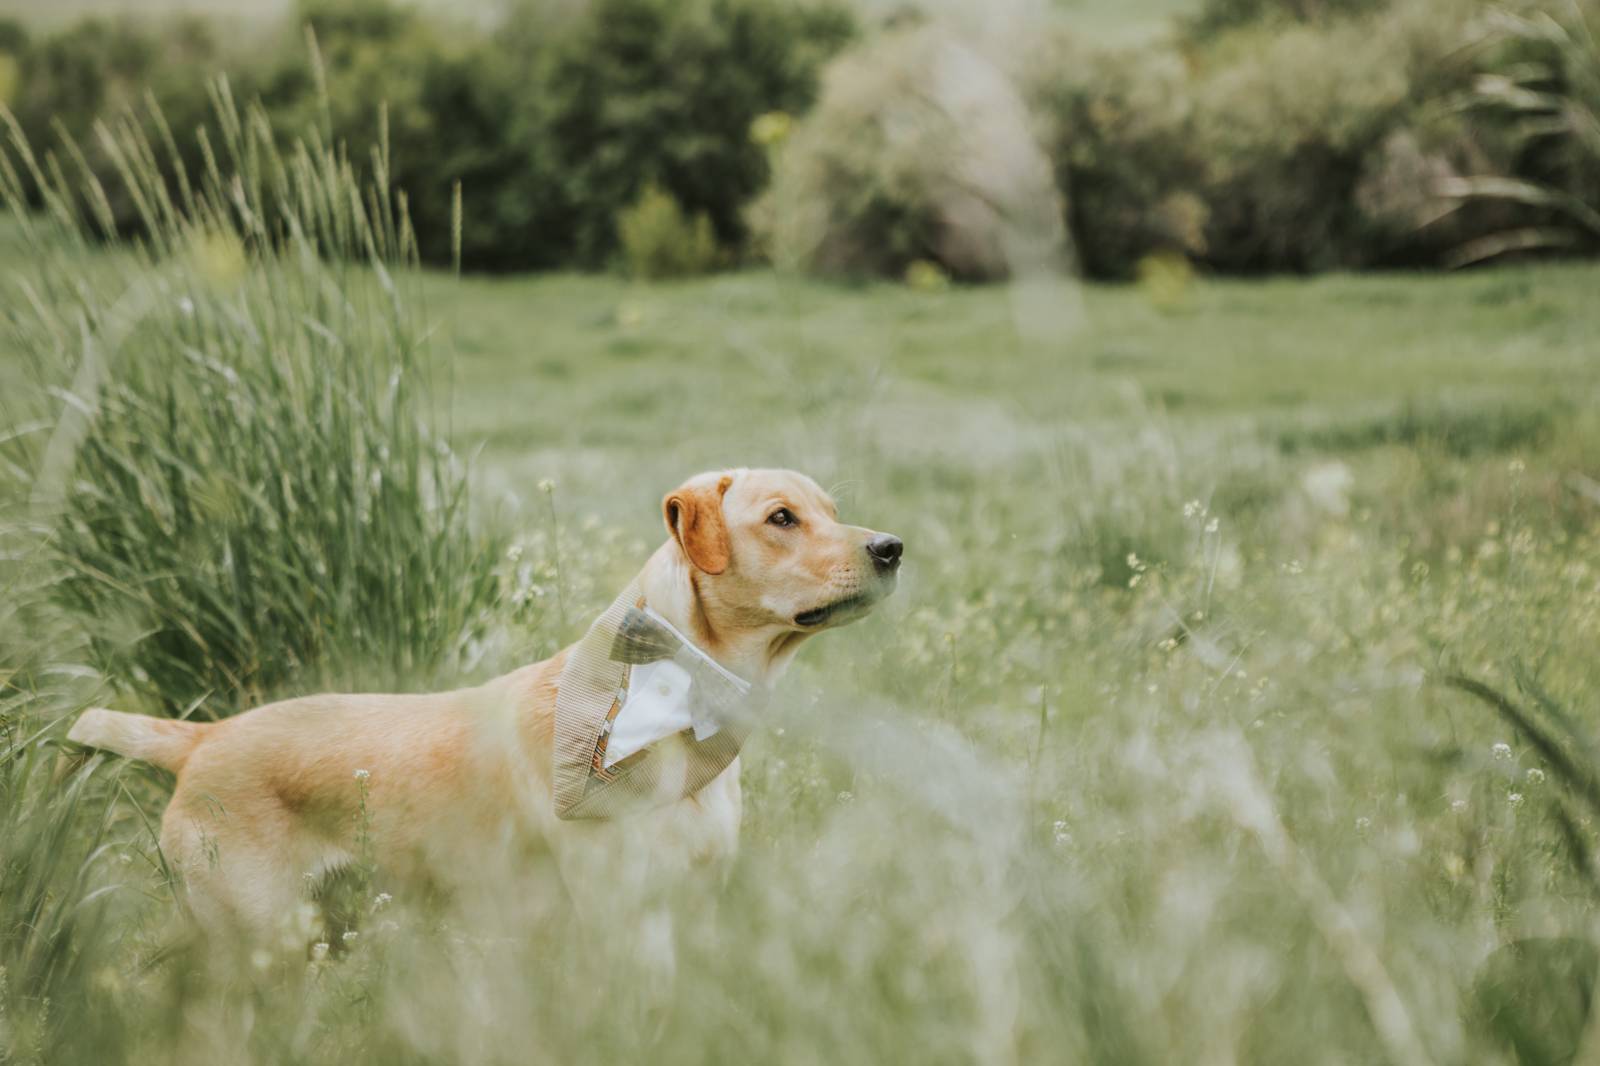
[0, 74, 502, 715]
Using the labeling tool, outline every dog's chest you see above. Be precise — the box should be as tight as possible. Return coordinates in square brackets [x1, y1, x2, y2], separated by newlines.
[647, 759, 744, 866]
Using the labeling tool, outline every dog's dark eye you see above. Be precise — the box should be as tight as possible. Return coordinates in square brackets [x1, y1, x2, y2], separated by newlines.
[767, 507, 797, 528]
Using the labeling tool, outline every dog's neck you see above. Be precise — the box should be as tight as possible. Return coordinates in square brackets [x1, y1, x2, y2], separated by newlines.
[637, 541, 810, 685]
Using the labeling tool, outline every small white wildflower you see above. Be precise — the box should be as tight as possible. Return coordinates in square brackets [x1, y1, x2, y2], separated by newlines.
[1052, 820, 1071, 846]
[506, 543, 523, 562]
[373, 892, 393, 910]
[1126, 552, 1143, 571]
[1526, 768, 1546, 785]
[1158, 637, 1179, 652]
[1451, 799, 1469, 813]
[538, 478, 556, 494]
[177, 296, 195, 316]
[1129, 573, 1143, 588]
[310, 942, 330, 962]
[1491, 743, 1512, 761]
[1183, 499, 1203, 519]
[1355, 816, 1372, 831]
[342, 930, 359, 943]
[1283, 560, 1304, 575]
[1508, 458, 1526, 475]
[1507, 792, 1524, 808]
[1146, 683, 1158, 694]
[836, 790, 854, 805]
[353, 768, 371, 781]
[1204, 517, 1220, 534]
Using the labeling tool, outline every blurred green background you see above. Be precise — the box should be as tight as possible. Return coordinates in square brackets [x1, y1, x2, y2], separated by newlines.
[3, 1, 1600, 1064]
[3, 0, 1596, 278]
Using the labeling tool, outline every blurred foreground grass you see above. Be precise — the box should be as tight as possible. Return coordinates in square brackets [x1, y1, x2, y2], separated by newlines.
[4, 198, 1600, 1061]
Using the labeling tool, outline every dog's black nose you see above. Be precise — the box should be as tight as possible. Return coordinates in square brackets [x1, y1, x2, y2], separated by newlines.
[867, 533, 903, 570]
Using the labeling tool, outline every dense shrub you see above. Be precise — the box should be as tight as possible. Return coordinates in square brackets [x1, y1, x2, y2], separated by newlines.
[2, 0, 1594, 277]
[1025, 37, 1207, 278]
[1189, 19, 1415, 272]
[525, 0, 855, 268]
[1189, 0, 1390, 36]
[2, 15, 226, 231]
[2, 0, 853, 272]
[258, 1, 533, 269]
[617, 184, 721, 278]
[0, 19, 26, 107]
[269, 0, 855, 270]
[753, 23, 1067, 281]
[1025, 0, 1495, 277]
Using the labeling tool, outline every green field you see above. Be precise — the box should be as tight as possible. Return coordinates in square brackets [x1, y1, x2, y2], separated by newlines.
[432, 264, 1596, 504]
[7, 0, 1600, 1053]
[4, 73, 1600, 1057]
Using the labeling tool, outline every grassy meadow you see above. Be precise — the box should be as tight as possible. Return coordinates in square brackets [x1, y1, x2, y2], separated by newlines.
[5, 64, 1600, 1066]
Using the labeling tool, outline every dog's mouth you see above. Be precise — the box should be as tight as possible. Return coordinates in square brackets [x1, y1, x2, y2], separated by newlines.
[795, 591, 876, 629]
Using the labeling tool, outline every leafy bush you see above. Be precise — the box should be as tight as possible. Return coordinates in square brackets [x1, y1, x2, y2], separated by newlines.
[3, 15, 224, 231]
[277, 0, 855, 270]
[1026, 0, 1488, 276]
[0, 86, 504, 716]
[753, 24, 1067, 280]
[617, 184, 720, 278]
[522, 0, 854, 268]
[260, 0, 533, 270]
[1189, 0, 1390, 36]
[1025, 36, 1208, 278]
[1189, 18, 1416, 272]
[1441, 3, 1600, 263]
[1, 0, 853, 272]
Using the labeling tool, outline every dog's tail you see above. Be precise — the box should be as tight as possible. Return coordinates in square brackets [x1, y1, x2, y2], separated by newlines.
[67, 708, 211, 774]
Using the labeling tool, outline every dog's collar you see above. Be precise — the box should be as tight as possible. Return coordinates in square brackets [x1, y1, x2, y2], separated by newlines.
[552, 581, 764, 820]
[613, 605, 753, 693]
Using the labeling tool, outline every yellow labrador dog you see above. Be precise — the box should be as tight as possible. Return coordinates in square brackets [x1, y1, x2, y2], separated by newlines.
[68, 468, 902, 944]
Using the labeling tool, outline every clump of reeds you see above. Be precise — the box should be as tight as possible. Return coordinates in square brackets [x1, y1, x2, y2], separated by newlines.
[0, 66, 502, 716]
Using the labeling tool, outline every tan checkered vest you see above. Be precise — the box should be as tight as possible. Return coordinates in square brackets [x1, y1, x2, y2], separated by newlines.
[553, 580, 762, 820]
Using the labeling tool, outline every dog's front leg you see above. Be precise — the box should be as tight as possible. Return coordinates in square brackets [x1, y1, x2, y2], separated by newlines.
[546, 760, 742, 1038]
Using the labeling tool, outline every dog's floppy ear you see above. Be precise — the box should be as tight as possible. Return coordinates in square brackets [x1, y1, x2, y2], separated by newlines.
[663, 473, 733, 575]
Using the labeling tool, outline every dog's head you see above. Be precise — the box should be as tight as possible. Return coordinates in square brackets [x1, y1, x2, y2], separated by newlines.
[663, 468, 902, 636]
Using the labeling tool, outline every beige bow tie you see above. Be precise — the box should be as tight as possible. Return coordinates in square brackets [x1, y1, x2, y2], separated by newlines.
[553, 582, 765, 820]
